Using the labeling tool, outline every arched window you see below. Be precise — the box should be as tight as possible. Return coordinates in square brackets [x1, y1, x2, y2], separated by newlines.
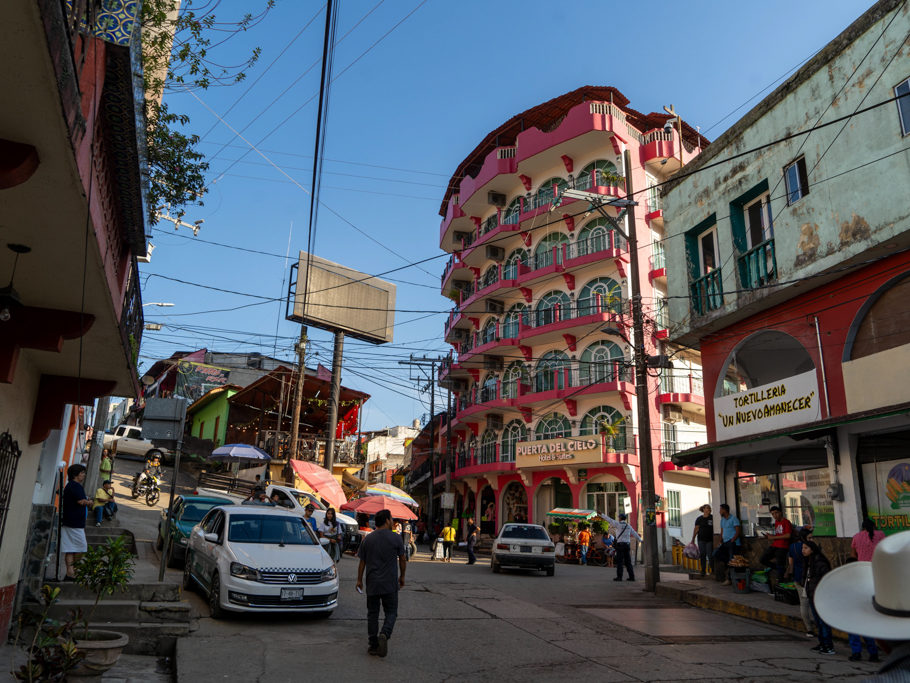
[502, 248, 527, 281]
[479, 429, 498, 464]
[578, 277, 622, 316]
[577, 217, 625, 256]
[535, 290, 571, 327]
[501, 360, 528, 399]
[479, 373, 498, 403]
[501, 303, 527, 339]
[535, 413, 571, 439]
[502, 196, 522, 225]
[579, 341, 626, 384]
[535, 350, 570, 393]
[481, 265, 498, 289]
[500, 420, 527, 462]
[579, 405, 627, 450]
[575, 160, 621, 190]
[533, 232, 568, 270]
[535, 177, 567, 210]
[480, 317, 498, 346]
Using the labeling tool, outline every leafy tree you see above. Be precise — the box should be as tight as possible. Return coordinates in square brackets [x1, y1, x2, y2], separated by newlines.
[140, 0, 275, 224]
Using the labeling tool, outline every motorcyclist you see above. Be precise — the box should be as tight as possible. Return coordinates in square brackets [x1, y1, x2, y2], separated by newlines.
[133, 453, 162, 492]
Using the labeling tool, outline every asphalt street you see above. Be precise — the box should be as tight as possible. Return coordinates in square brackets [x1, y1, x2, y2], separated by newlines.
[108, 458, 881, 682]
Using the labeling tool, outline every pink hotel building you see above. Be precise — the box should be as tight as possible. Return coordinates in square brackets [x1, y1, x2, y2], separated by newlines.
[435, 87, 712, 548]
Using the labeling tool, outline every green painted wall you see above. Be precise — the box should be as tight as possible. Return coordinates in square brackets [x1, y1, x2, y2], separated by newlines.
[188, 389, 237, 446]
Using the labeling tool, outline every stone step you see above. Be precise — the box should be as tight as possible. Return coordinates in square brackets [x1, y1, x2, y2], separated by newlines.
[83, 527, 138, 554]
[84, 621, 190, 656]
[45, 581, 181, 602]
[46, 599, 191, 624]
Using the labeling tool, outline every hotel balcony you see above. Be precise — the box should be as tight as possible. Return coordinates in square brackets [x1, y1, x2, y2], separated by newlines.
[459, 211, 523, 266]
[738, 238, 777, 289]
[657, 371, 705, 411]
[440, 253, 472, 293]
[439, 194, 476, 251]
[443, 307, 471, 344]
[640, 127, 700, 174]
[457, 265, 518, 315]
[645, 193, 664, 229]
[658, 441, 705, 473]
[515, 364, 635, 412]
[517, 300, 630, 347]
[456, 147, 518, 217]
[648, 247, 666, 283]
[455, 321, 521, 364]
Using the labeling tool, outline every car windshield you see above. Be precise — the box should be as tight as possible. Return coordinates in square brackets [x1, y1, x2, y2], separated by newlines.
[227, 515, 317, 545]
[501, 525, 549, 541]
[182, 501, 227, 523]
[291, 491, 325, 510]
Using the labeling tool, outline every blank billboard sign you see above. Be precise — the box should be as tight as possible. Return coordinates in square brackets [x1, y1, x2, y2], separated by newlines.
[289, 252, 396, 345]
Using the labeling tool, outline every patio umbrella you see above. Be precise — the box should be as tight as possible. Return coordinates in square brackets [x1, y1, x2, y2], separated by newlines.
[546, 508, 599, 521]
[341, 495, 417, 520]
[209, 443, 272, 462]
[289, 459, 346, 509]
[362, 482, 418, 507]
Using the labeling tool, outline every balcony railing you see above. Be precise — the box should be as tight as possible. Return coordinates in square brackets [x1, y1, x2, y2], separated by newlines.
[661, 441, 701, 462]
[658, 371, 704, 397]
[738, 238, 777, 289]
[691, 269, 723, 316]
[564, 231, 627, 259]
[650, 244, 666, 271]
[653, 300, 669, 331]
[480, 213, 500, 237]
[525, 298, 625, 331]
[571, 170, 626, 192]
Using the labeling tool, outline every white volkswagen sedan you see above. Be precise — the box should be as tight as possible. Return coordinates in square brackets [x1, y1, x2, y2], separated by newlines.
[183, 505, 338, 617]
[490, 523, 556, 576]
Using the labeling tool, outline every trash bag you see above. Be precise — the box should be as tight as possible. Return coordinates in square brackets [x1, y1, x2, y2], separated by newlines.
[683, 542, 700, 559]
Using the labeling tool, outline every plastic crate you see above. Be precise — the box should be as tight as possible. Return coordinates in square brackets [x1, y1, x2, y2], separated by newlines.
[773, 586, 800, 605]
[729, 568, 751, 593]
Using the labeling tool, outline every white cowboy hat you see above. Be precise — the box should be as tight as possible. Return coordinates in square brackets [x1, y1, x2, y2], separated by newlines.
[814, 530, 910, 640]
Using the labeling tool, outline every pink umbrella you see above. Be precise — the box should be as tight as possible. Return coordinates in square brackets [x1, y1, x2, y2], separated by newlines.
[289, 459, 346, 509]
[341, 495, 417, 520]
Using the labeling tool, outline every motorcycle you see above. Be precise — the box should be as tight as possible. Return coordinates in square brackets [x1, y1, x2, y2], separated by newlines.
[132, 472, 161, 507]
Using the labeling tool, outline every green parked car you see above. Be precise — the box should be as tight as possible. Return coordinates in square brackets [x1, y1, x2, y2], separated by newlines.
[157, 494, 235, 568]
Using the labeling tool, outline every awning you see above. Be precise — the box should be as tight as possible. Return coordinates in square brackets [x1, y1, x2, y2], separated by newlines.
[671, 401, 910, 468]
[289, 459, 346, 509]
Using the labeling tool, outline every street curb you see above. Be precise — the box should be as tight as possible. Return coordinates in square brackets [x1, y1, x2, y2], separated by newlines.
[654, 582, 851, 641]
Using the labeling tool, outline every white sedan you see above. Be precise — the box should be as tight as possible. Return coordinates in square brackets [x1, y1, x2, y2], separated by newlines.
[490, 523, 556, 576]
[183, 505, 339, 617]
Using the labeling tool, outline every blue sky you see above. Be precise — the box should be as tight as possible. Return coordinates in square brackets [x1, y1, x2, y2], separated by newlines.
[140, 0, 875, 430]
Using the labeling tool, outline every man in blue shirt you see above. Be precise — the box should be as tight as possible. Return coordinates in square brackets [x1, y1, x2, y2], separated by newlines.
[715, 504, 742, 585]
[303, 504, 318, 534]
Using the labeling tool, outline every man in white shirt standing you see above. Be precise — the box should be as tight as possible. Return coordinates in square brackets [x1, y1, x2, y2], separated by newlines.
[610, 513, 642, 582]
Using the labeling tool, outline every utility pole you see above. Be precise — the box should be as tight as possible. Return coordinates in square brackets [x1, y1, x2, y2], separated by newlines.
[288, 326, 308, 477]
[85, 396, 111, 494]
[323, 331, 345, 474]
[621, 148, 661, 592]
[444, 384, 453, 525]
[398, 355, 445, 527]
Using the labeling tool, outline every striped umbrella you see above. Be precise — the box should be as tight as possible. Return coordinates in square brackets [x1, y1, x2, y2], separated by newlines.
[362, 482, 418, 507]
[546, 508, 599, 520]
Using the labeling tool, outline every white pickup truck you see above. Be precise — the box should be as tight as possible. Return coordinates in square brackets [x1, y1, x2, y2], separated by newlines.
[195, 479, 361, 553]
[104, 424, 170, 460]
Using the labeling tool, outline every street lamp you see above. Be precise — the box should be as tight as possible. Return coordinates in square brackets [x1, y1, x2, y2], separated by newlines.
[143, 302, 175, 308]
[156, 213, 204, 236]
[556, 173, 662, 592]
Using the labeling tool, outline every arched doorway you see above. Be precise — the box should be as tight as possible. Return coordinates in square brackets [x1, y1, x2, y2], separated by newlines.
[501, 481, 528, 523]
[584, 474, 631, 519]
[535, 476, 572, 524]
[462, 489, 477, 539]
[479, 485, 496, 535]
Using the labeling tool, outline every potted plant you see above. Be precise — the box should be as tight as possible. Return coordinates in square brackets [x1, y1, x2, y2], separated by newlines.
[599, 417, 625, 452]
[12, 584, 84, 681]
[68, 536, 135, 679]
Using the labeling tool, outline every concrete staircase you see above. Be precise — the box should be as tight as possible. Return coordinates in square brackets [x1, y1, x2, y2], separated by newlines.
[39, 579, 191, 655]
[84, 525, 138, 554]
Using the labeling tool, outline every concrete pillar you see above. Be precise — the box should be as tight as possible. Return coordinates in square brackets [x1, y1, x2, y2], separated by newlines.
[834, 428, 863, 538]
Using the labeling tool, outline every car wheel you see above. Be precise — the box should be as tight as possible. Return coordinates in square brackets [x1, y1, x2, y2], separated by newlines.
[491, 558, 501, 573]
[182, 555, 195, 592]
[146, 489, 160, 506]
[546, 566, 555, 577]
[208, 572, 226, 619]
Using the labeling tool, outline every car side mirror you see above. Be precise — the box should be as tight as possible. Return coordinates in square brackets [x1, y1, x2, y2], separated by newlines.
[204, 532, 219, 543]
[319, 538, 330, 547]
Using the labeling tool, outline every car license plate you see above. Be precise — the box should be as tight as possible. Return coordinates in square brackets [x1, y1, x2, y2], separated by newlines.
[531, 546, 542, 553]
[280, 588, 304, 600]
[520, 545, 532, 553]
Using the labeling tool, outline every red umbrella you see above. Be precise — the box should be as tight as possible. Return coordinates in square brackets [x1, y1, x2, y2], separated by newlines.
[289, 459, 346, 509]
[341, 495, 417, 520]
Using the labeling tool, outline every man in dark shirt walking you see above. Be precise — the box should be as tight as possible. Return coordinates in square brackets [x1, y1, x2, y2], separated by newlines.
[690, 504, 714, 577]
[357, 509, 406, 657]
[466, 516, 479, 565]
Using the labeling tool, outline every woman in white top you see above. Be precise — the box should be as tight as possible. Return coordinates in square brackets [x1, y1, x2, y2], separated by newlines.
[319, 507, 343, 562]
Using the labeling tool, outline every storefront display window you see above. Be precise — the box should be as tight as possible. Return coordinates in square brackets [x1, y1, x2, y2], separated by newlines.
[585, 481, 630, 520]
[858, 431, 910, 536]
[736, 468, 834, 536]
